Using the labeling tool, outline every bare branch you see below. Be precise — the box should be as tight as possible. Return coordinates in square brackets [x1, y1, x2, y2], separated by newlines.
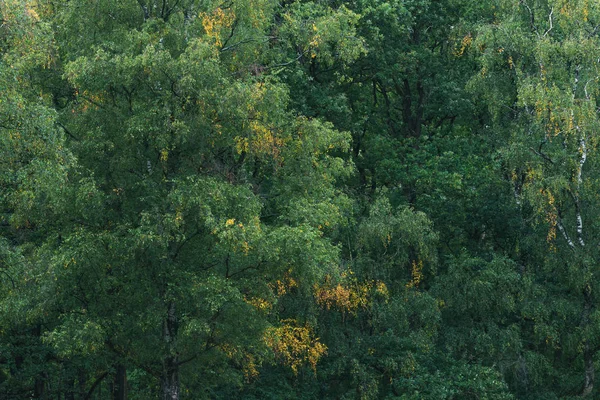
[80, 95, 105, 110]
[586, 23, 600, 38]
[520, 0, 540, 37]
[83, 372, 108, 400]
[543, 8, 554, 37]
[584, 79, 595, 100]
[57, 122, 80, 141]
[530, 146, 555, 165]
[177, 354, 197, 367]
[557, 218, 576, 250]
[137, 0, 150, 21]
[575, 137, 587, 248]
[572, 65, 581, 99]
[219, 19, 239, 50]
[266, 49, 311, 70]
[577, 136, 587, 186]
[576, 210, 585, 247]
[571, 66, 586, 247]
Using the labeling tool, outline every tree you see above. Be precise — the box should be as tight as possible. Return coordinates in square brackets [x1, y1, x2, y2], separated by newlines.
[0, 0, 360, 398]
[469, 0, 600, 396]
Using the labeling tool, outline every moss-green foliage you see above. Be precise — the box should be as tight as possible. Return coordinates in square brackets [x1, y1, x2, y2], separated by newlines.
[2, 0, 600, 399]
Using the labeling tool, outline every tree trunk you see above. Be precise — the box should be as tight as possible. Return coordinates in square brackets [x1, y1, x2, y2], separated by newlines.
[113, 365, 126, 400]
[65, 378, 75, 400]
[33, 324, 46, 399]
[34, 376, 45, 399]
[83, 372, 108, 400]
[161, 301, 179, 400]
[161, 360, 179, 400]
[583, 341, 594, 397]
[582, 284, 594, 397]
[78, 369, 86, 400]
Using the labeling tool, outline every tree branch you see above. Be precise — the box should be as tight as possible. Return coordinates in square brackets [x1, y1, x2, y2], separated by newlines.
[0, 268, 16, 289]
[557, 217, 576, 251]
[577, 136, 587, 186]
[58, 122, 80, 141]
[572, 65, 586, 247]
[520, 0, 540, 37]
[543, 8, 553, 37]
[530, 146, 554, 164]
[83, 372, 108, 400]
[137, 0, 150, 21]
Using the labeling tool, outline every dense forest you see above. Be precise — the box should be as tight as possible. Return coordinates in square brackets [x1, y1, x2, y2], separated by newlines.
[2, 0, 600, 398]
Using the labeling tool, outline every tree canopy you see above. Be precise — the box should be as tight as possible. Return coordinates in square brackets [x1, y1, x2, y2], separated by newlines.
[2, 0, 600, 399]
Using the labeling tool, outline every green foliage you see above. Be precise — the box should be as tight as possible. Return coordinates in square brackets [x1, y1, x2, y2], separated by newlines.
[4, 0, 600, 399]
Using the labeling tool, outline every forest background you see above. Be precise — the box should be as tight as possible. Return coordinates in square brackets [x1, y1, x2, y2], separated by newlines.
[2, 0, 600, 399]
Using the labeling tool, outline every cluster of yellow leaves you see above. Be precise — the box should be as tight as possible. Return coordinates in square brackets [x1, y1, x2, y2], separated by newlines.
[314, 273, 389, 313]
[317, 220, 331, 231]
[539, 188, 558, 248]
[534, 98, 548, 120]
[454, 33, 472, 57]
[264, 319, 327, 374]
[315, 282, 367, 311]
[583, 0, 590, 21]
[309, 23, 321, 59]
[559, 1, 570, 16]
[532, 93, 581, 138]
[235, 84, 287, 161]
[243, 354, 259, 380]
[244, 0, 269, 29]
[219, 344, 260, 381]
[25, 2, 39, 20]
[212, 218, 253, 255]
[272, 271, 298, 297]
[375, 281, 389, 298]
[201, 7, 235, 47]
[406, 259, 424, 289]
[244, 296, 273, 312]
[525, 165, 542, 185]
[559, 0, 589, 21]
[401, 353, 417, 377]
[160, 149, 169, 163]
[547, 108, 564, 137]
[237, 120, 285, 160]
[480, 65, 488, 78]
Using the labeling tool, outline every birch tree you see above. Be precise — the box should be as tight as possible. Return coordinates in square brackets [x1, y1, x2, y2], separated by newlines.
[471, 0, 600, 395]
